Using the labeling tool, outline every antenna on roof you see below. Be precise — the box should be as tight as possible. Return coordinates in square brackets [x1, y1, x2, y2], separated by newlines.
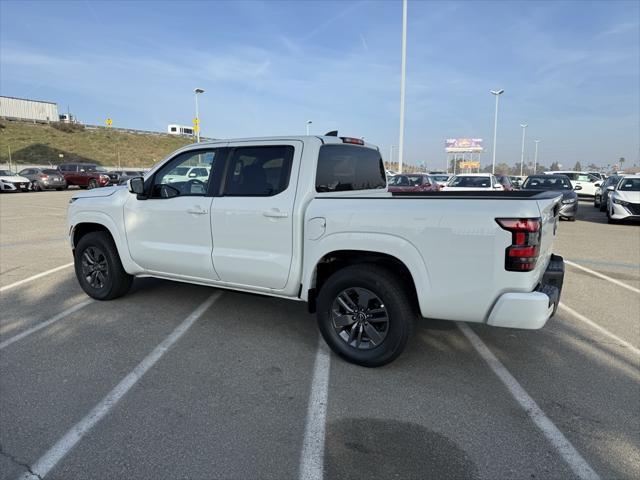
[325, 130, 338, 136]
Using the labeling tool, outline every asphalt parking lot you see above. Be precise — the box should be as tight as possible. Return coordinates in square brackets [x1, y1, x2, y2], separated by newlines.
[1, 190, 638, 480]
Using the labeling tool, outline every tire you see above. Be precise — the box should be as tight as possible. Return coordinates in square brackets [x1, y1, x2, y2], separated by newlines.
[32, 182, 41, 192]
[56, 187, 65, 191]
[568, 216, 576, 222]
[74, 231, 133, 300]
[316, 264, 415, 367]
[599, 200, 607, 212]
[87, 179, 98, 189]
[607, 210, 617, 224]
[593, 196, 599, 208]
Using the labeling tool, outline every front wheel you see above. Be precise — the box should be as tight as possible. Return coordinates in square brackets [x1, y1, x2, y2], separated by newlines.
[316, 264, 414, 367]
[74, 231, 133, 300]
[87, 179, 98, 189]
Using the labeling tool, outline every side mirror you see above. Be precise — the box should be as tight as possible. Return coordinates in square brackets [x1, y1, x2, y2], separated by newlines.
[574, 185, 582, 191]
[128, 177, 145, 195]
[607, 186, 615, 191]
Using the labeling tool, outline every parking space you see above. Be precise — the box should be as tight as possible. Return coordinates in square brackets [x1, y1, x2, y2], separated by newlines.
[1, 193, 638, 480]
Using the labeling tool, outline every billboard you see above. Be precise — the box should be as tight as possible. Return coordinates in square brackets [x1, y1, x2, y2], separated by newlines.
[445, 138, 484, 153]
[458, 161, 480, 169]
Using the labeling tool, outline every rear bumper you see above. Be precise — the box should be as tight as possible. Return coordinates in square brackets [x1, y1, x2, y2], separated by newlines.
[487, 254, 564, 329]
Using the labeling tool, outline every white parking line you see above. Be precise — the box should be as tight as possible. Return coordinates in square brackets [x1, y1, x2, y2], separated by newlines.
[17, 291, 222, 480]
[559, 302, 640, 356]
[565, 260, 640, 294]
[0, 263, 73, 293]
[458, 323, 601, 480]
[299, 338, 331, 480]
[0, 299, 94, 350]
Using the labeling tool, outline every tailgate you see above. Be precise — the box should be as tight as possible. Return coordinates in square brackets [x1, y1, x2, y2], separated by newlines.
[535, 194, 562, 279]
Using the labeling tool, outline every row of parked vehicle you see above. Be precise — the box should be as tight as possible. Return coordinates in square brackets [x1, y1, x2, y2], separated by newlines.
[385, 170, 640, 223]
[0, 163, 146, 193]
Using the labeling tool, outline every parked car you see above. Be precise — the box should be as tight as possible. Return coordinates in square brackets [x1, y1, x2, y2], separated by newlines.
[429, 174, 451, 187]
[607, 175, 640, 224]
[594, 175, 622, 211]
[587, 171, 606, 181]
[544, 171, 601, 198]
[58, 163, 118, 189]
[163, 165, 211, 184]
[387, 174, 440, 192]
[521, 175, 578, 221]
[18, 167, 67, 191]
[495, 174, 515, 191]
[0, 169, 31, 192]
[68, 135, 565, 367]
[442, 173, 503, 191]
[113, 170, 146, 185]
[509, 175, 526, 189]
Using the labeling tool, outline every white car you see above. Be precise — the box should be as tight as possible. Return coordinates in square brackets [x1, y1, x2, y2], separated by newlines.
[68, 135, 564, 366]
[0, 169, 31, 192]
[164, 166, 211, 184]
[607, 175, 640, 223]
[429, 174, 451, 187]
[441, 173, 503, 191]
[544, 171, 601, 197]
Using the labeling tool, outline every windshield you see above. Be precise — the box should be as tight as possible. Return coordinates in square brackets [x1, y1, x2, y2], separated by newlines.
[448, 176, 491, 188]
[523, 176, 572, 190]
[0, 170, 12, 176]
[388, 175, 424, 186]
[431, 175, 450, 182]
[618, 178, 640, 191]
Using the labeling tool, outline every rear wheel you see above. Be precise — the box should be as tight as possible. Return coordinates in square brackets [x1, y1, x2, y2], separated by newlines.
[74, 231, 133, 300]
[317, 264, 414, 367]
[32, 182, 41, 192]
[593, 195, 600, 207]
[87, 179, 98, 189]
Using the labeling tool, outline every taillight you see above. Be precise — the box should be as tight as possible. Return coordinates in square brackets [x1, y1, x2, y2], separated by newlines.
[340, 137, 364, 145]
[38, 174, 48, 179]
[496, 218, 541, 272]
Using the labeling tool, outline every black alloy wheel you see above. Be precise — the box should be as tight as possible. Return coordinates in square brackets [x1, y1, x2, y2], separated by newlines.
[80, 246, 109, 290]
[331, 287, 389, 350]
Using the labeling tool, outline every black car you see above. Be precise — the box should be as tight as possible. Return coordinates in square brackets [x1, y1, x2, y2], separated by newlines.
[521, 175, 578, 221]
[594, 175, 621, 212]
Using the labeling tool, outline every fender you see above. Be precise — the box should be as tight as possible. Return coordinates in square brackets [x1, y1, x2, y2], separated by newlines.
[69, 210, 144, 275]
[302, 231, 432, 317]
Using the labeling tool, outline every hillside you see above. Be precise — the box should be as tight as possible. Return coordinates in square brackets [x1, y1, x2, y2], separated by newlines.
[0, 120, 192, 168]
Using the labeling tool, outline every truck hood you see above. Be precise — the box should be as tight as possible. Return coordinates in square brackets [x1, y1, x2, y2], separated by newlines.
[72, 185, 123, 199]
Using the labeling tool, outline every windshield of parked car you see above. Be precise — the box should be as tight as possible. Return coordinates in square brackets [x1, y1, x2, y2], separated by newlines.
[618, 178, 640, 191]
[523, 176, 572, 190]
[0, 170, 12, 176]
[447, 176, 491, 188]
[431, 175, 450, 182]
[388, 175, 425, 186]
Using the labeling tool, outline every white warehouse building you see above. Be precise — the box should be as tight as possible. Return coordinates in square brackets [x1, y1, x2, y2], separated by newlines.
[0, 96, 59, 122]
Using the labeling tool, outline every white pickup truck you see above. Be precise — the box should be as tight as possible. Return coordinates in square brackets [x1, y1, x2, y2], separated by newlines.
[68, 135, 565, 366]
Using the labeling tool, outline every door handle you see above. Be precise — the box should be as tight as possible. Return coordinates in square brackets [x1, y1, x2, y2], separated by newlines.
[186, 207, 208, 215]
[263, 209, 288, 218]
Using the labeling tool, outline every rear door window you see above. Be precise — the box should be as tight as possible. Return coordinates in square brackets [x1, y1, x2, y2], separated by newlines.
[316, 144, 386, 192]
[223, 145, 294, 196]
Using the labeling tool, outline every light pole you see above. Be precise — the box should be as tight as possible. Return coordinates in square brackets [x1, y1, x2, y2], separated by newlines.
[306, 120, 312, 136]
[490, 89, 504, 174]
[519, 123, 527, 176]
[533, 139, 540, 174]
[397, 0, 408, 174]
[194, 88, 205, 142]
[389, 145, 397, 166]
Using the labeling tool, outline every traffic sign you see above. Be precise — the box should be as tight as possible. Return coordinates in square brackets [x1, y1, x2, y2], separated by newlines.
[193, 118, 199, 125]
[105, 118, 113, 127]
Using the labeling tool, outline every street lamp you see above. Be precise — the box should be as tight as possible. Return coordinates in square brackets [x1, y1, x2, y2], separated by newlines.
[306, 120, 312, 136]
[519, 123, 528, 176]
[490, 89, 504, 174]
[194, 88, 205, 142]
[397, 0, 408, 174]
[533, 139, 540, 174]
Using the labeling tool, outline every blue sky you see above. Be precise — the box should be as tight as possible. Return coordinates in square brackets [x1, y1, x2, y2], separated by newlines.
[1, 0, 638, 168]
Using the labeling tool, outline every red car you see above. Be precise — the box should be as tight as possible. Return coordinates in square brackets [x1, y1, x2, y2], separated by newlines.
[58, 163, 119, 189]
[387, 174, 440, 192]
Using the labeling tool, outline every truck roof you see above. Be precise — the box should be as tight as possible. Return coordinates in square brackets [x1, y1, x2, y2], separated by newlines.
[195, 135, 379, 150]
